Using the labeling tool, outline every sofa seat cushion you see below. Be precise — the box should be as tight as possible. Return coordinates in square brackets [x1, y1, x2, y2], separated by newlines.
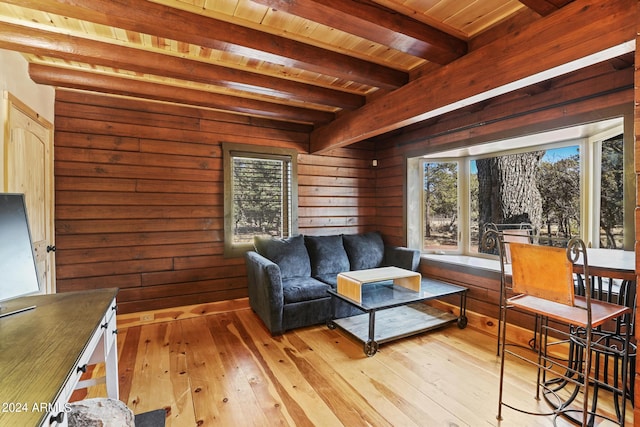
[282, 277, 331, 304]
[343, 232, 385, 270]
[315, 274, 338, 288]
[305, 234, 350, 278]
[254, 234, 311, 279]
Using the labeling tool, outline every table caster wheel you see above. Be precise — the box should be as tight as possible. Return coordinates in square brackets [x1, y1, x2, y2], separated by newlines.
[364, 340, 378, 357]
[457, 316, 468, 329]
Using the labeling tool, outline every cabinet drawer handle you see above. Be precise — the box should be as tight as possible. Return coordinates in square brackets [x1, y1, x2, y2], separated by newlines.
[77, 364, 87, 373]
[49, 411, 64, 424]
[113, 329, 119, 335]
[101, 322, 108, 329]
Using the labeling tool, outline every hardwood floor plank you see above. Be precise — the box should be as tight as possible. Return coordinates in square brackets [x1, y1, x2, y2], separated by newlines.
[297, 327, 457, 426]
[124, 323, 190, 425]
[116, 326, 137, 403]
[234, 310, 342, 426]
[204, 313, 275, 426]
[181, 316, 239, 426]
[167, 321, 196, 426]
[281, 332, 395, 427]
[387, 331, 544, 426]
[112, 307, 632, 427]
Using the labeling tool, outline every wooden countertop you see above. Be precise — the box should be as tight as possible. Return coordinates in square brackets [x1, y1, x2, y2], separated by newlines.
[0, 288, 118, 426]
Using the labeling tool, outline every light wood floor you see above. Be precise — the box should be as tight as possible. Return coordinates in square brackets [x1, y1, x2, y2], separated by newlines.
[90, 307, 632, 426]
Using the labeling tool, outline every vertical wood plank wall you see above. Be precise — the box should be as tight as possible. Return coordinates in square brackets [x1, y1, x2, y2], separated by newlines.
[53, 91, 375, 313]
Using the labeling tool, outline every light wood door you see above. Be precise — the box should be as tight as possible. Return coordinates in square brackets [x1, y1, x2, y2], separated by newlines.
[3, 92, 55, 294]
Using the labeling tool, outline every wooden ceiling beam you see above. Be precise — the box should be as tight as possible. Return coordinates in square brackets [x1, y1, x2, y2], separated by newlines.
[0, 20, 363, 111]
[377, 61, 633, 149]
[28, 63, 335, 125]
[519, 0, 574, 16]
[8, 0, 407, 90]
[310, 0, 636, 153]
[249, 0, 467, 64]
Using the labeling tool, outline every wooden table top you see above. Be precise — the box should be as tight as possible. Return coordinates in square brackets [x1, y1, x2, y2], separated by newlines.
[0, 288, 118, 426]
[338, 266, 420, 284]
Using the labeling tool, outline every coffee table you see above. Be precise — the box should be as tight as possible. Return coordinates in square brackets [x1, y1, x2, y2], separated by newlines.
[327, 267, 468, 356]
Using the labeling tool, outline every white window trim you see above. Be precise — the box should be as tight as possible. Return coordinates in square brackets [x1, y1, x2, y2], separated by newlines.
[407, 118, 630, 257]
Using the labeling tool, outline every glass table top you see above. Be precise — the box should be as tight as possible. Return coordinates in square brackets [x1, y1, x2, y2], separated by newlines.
[328, 277, 466, 311]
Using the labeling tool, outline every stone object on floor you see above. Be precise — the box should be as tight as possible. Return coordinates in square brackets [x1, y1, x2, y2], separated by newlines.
[67, 398, 135, 427]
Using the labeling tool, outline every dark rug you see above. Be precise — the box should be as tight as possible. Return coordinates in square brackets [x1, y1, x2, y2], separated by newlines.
[134, 409, 166, 427]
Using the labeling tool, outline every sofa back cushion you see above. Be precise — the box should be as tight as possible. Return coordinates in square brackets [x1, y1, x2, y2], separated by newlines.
[304, 235, 350, 277]
[254, 234, 311, 279]
[343, 232, 385, 270]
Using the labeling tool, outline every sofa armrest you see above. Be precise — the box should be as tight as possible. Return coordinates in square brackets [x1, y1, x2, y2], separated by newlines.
[383, 246, 420, 271]
[245, 251, 285, 335]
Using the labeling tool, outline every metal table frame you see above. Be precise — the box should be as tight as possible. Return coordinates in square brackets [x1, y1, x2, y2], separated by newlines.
[327, 275, 467, 356]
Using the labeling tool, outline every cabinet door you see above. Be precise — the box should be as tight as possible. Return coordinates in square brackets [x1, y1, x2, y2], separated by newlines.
[3, 92, 55, 294]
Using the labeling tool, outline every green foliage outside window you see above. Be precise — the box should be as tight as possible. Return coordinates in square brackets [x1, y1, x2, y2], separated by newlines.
[423, 134, 625, 252]
[599, 135, 624, 248]
[423, 162, 458, 249]
[537, 153, 580, 244]
[232, 156, 290, 244]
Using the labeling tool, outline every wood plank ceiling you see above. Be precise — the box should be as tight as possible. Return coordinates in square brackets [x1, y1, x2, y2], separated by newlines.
[0, 0, 573, 143]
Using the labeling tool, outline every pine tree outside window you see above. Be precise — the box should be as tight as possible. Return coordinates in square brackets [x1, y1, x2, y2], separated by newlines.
[406, 117, 633, 255]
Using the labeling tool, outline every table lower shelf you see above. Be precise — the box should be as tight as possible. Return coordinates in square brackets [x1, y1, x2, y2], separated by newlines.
[330, 303, 459, 352]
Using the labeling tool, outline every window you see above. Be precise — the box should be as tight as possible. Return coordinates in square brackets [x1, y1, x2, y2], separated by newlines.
[597, 134, 625, 249]
[407, 117, 634, 255]
[223, 143, 298, 257]
[422, 161, 460, 251]
[470, 145, 581, 250]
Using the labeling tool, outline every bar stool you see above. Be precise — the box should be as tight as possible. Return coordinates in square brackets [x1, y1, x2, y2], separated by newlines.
[543, 269, 636, 425]
[480, 223, 534, 355]
[496, 238, 632, 427]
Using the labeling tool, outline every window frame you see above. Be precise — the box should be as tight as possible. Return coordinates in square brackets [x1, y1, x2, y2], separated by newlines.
[222, 142, 299, 257]
[418, 158, 464, 254]
[407, 118, 632, 256]
[469, 140, 584, 253]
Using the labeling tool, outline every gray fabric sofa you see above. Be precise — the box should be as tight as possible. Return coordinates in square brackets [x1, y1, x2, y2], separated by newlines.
[245, 231, 420, 335]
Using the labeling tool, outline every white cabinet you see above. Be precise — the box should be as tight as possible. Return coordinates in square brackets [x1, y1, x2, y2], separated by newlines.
[0, 289, 119, 427]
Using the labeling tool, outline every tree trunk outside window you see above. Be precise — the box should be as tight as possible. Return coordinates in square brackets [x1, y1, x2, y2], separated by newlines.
[476, 151, 544, 246]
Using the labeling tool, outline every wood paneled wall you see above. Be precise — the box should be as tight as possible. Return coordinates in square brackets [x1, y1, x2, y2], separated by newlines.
[298, 146, 376, 236]
[54, 91, 375, 313]
[53, 56, 633, 320]
[373, 57, 634, 321]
